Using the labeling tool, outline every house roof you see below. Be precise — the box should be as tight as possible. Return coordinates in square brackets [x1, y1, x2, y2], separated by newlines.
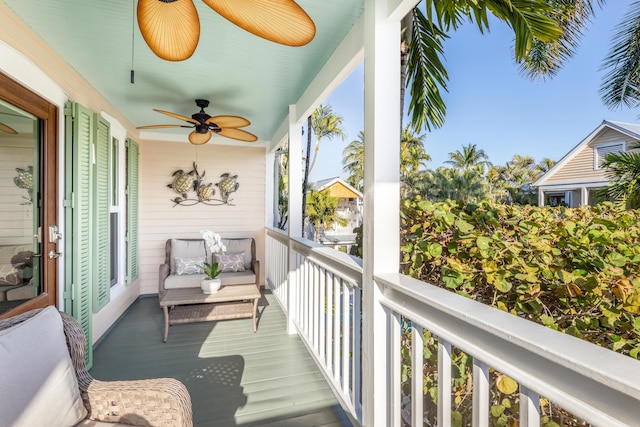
[309, 177, 363, 199]
[533, 120, 640, 187]
[1, 0, 364, 147]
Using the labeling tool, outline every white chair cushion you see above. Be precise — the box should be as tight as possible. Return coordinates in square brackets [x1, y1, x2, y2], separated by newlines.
[0, 306, 87, 427]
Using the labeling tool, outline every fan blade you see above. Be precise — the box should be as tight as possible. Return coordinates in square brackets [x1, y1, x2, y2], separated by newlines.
[203, 0, 315, 47]
[137, 0, 200, 61]
[136, 124, 193, 129]
[206, 115, 250, 128]
[218, 128, 258, 142]
[154, 109, 200, 125]
[0, 122, 18, 134]
[189, 130, 212, 145]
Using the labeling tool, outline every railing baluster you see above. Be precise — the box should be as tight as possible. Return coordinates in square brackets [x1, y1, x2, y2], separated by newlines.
[333, 274, 341, 383]
[319, 268, 326, 362]
[353, 285, 362, 412]
[311, 262, 318, 351]
[326, 271, 333, 368]
[412, 324, 424, 427]
[438, 339, 452, 427]
[342, 278, 350, 395]
[391, 312, 402, 427]
[473, 359, 490, 427]
[520, 385, 540, 427]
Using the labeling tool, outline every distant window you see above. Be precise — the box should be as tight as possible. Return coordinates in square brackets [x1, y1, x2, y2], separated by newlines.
[595, 142, 624, 169]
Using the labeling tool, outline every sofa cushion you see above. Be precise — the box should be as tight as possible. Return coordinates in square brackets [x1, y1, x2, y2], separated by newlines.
[175, 256, 205, 275]
[0, 306, 87, 427]
[215, 252, 245, 272]
[219, 270, 256, 286]
[164, 273, 205, 289]
[75, 421, 132, 426]
[221, 239, 252, 270]
[169, 239, 207, 273]
[0, 264, 18, 285]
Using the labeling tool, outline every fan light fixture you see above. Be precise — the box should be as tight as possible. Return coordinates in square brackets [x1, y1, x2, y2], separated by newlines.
[137, 0, 316, 61]
[137, 99, 258, 145]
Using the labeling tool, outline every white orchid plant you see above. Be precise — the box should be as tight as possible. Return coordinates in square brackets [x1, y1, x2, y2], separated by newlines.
[200, 230, 227, 279]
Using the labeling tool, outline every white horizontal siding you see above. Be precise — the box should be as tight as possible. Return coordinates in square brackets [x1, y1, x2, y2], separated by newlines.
[138, 140, 266, 294]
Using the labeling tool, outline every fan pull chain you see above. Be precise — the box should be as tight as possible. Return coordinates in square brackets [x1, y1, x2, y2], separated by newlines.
[130, 0, 136, 84]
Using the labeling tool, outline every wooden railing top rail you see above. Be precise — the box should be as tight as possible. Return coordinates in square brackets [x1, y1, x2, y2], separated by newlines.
[376, 272, 640, 427]
[266, 227, 363, 288]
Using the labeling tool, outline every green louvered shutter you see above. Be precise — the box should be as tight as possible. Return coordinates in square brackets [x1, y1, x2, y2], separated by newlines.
[93, 114, 110, 311]
[126, 138, 139, 283]
[64, 102, 94, 369]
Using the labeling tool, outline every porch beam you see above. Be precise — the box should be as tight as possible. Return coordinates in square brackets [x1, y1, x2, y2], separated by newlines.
[287, 104, 303, 334]
[387, 0, 420, 20]
[269, 14, 365, 152]
[362, 0, 409, 424]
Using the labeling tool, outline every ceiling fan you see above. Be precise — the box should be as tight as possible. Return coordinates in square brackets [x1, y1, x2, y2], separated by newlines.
[137, 99, 258, 145]
[0, 112, 20, 135]
[137, 0, 316, 61]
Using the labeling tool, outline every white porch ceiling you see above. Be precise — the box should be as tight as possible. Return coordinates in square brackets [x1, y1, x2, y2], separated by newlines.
[3, 0, 364, 145]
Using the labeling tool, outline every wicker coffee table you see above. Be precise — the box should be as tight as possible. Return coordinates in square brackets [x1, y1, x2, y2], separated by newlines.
[159, 284, 260, 342]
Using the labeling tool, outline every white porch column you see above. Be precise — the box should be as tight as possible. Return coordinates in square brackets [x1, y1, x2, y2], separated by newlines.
[287, 104, 303, 334]
[581, 186, 588, 207]
[362, 0, 406, 424]
[538, 188, 544, 206]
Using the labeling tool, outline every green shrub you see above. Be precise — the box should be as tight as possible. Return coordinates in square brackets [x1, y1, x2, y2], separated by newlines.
[399, 200, 640, 426]
[401, 199, 640, 357]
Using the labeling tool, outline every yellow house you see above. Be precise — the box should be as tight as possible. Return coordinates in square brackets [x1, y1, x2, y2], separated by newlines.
[307, 177, 362, 250]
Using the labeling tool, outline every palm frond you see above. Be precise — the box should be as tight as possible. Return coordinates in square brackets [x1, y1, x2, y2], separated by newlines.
[521, 0, 603, 80]
[600, 1, 640, 109]
[407, 7, 449, 132]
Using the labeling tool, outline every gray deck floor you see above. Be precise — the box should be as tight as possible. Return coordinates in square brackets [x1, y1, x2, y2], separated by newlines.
[90, 292, 353, 427]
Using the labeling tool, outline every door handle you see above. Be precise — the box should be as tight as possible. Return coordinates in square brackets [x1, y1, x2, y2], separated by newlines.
[48, 250, 62, 259]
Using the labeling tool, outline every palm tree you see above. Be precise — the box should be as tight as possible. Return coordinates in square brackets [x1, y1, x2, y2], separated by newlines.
[444, 143, 491, 172]
[341, 128, 430, 197]
[305, 189, 348, 242]
[601, 144, 640, 209]
[402, 1, 587, 132]
[342, 131, 365, 192]
[400, 126, 431, 176]
[308, 104, 346, 174]
[302, 104, 346, 237]
[535, 157, 556, 176]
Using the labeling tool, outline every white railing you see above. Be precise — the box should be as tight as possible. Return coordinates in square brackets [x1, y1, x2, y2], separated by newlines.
[265, 228, 640, 427]
[266, 228, 363, 422]
[265, 228, 289, 308]
[377, 272, 640, 427]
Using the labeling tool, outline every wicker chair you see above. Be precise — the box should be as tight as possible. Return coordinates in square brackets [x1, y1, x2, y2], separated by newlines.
[0, 308, 193, 426]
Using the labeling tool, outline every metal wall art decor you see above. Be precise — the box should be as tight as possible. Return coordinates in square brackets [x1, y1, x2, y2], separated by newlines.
[168, 162, 239, 206]
[14, 165, 33, 204]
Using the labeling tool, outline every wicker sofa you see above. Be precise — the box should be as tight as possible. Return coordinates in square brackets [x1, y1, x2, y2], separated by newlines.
[0, 307, 193, 426]
[159, 238, 260, 296]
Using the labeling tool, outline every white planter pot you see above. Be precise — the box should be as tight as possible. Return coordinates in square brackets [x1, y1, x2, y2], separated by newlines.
[201, 278, 222, 294]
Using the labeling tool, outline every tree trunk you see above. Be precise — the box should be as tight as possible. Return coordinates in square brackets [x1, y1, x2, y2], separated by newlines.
[400, 11, 413, 130]
[308, 137, 320, 174]
[302, 116, 312, 237]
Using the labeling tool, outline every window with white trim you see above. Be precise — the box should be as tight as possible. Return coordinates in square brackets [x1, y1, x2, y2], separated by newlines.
[102, 113, 128, 291]
[595, 142, 624, 169]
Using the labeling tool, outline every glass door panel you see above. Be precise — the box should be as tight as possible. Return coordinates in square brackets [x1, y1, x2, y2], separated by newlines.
[0, 99, 41, 315]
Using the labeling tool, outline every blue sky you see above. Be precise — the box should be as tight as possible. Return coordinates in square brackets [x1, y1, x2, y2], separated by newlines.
[309, 1, 639, 182]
